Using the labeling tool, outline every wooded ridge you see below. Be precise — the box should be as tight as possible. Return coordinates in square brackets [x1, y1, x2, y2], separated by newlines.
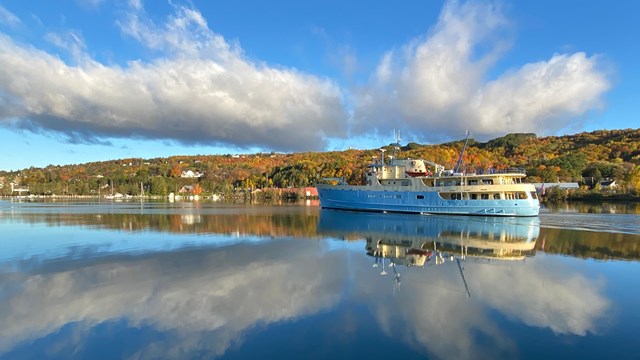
[1, 128, 639, 197]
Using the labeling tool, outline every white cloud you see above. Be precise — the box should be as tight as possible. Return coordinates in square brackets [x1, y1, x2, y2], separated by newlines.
[352, 0, 610, 142]
[0, 3, 348, 151]
[0, 5, 20, 28]
[44, 31, 87, 61]
[476, 53, 609, 133]
[0, 0, 613, 152]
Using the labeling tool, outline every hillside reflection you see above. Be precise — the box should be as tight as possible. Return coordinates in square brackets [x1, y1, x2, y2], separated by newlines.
[6, 204, 320, 237]
[2, 201, 639, 261]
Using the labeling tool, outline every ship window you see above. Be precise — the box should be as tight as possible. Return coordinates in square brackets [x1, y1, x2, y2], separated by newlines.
[417, 195, 424, 200]
[494, 194, 501, 199]
[518, 192, 528, 199]
[470, 194, 477, 199]
[530, 191, 538, 200]
[439, 192, 463, 200]
[481, 194, 489, 199]
[482, 179, 493, 185]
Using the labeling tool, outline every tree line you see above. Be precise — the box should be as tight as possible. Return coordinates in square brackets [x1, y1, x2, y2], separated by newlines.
[1, 128, 639, 197]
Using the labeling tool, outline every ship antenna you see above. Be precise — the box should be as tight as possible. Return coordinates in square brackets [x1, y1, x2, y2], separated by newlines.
[454, 130, 471, 173]
[391, 129, 401, 165]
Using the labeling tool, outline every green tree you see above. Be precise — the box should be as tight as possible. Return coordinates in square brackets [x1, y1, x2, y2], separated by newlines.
[150, 176, 168, 196]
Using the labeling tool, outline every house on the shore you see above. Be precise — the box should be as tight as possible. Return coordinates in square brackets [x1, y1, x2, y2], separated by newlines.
[600, 180, 618, 190]
[9, 182, 30, 195]
[300, 187, 318, 197]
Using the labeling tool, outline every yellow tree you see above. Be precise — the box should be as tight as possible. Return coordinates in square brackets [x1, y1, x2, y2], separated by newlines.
[628, 165, 640, 193]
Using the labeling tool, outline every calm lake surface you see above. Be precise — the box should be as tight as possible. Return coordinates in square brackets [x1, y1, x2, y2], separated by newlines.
[1, 199, 639, 359]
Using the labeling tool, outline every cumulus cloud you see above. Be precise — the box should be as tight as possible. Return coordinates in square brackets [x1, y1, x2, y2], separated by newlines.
[0, 0, 612, 152]
[352, 0, 610, 141]
[0, 3, 348, 151]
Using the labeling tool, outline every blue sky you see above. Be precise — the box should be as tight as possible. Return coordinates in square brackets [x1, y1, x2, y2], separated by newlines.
[0, 0, 637, 171]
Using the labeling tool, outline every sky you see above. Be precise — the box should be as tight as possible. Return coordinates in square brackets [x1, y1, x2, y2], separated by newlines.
[0, 0, 637, 171]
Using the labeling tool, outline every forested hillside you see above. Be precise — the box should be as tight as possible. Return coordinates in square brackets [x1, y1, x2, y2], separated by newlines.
[1, 128, 639, 197]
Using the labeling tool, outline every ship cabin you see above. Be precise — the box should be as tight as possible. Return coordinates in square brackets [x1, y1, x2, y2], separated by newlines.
[364, 160, 538, 202]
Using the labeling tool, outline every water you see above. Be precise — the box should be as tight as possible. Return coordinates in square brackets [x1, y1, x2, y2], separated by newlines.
[1, 199, 639, 359]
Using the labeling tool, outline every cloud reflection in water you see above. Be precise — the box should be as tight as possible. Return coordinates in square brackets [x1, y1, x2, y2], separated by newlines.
[0, 240, 346, 359]
[0, 206, 612, 359]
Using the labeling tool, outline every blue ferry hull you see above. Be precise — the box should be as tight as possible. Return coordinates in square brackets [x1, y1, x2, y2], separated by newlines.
[317, 186, 540, 217]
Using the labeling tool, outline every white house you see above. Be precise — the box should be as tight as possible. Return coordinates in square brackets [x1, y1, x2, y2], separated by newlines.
[180, 170, 204, 178]
[600, 180, 618, 189]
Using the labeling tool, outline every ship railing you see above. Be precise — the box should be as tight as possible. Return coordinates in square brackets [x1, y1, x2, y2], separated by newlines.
[319, 177, 347, 185]
[473, 168, 527, 175]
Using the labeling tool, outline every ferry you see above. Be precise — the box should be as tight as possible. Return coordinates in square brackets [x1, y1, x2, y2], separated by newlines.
[316, 134, 540, 217]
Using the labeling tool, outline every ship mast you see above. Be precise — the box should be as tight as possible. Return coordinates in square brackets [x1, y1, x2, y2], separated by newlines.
[454, 130, 471, 173]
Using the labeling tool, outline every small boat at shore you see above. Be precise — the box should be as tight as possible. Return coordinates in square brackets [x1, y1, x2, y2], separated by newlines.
[316, 133, 540, 217]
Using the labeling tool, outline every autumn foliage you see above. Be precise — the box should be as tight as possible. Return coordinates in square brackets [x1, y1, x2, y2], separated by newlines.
[2, 128, 639, 196]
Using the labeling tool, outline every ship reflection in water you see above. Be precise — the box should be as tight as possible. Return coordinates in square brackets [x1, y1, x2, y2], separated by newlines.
[318, 209, 539, 293]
